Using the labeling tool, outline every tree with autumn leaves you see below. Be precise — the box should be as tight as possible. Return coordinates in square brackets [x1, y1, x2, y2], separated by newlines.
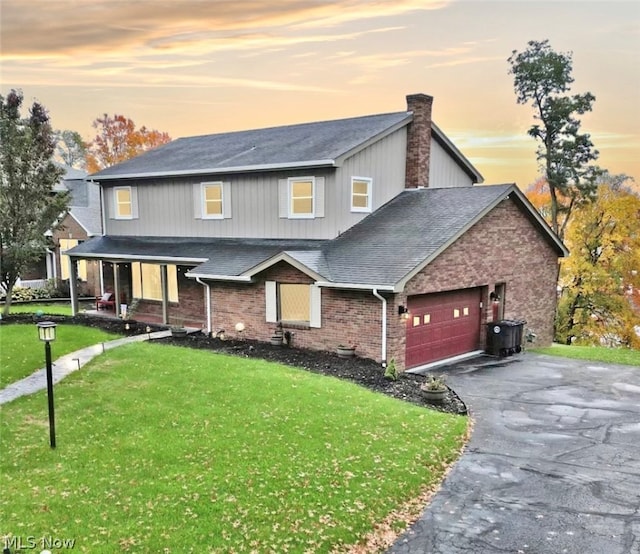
[512, 40, 639, 348]
[86, 114, 171, 173]
[526, 176, 640, 348]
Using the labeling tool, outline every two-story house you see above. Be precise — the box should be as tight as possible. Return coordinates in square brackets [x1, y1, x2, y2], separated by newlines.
[67, 93, 567, 371]
[19, 165, 102, 297]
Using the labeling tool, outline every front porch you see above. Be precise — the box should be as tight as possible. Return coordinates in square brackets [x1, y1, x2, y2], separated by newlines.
[69, 260, 208, 332]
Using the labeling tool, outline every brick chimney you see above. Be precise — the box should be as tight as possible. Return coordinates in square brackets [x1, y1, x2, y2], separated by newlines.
[405, 93, 433, 188]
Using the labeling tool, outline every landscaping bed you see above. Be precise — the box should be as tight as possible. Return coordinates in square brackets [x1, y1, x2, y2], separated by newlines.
[2, 313, 467, 415]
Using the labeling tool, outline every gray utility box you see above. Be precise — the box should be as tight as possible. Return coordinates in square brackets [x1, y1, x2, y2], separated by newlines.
[486, 319, 526, 357]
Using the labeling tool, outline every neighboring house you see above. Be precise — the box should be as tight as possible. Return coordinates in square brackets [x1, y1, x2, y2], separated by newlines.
[67, 93, 567, 371]
[21, 166, 103, 296]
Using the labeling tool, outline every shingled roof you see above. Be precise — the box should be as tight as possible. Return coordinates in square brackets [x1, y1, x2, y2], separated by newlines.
[91, 112, 412, 180]
[68, 185, 565, 290]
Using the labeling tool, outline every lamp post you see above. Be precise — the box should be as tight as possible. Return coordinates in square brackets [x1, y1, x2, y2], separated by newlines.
[37, 321, 57, 449]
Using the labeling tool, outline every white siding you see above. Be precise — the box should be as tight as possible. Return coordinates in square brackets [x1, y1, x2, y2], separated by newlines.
[103, 127, 409, 240]
[428, 139, 474, 188]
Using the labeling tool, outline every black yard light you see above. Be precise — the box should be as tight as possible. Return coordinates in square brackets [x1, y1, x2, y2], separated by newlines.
[37, 321, 57, 449]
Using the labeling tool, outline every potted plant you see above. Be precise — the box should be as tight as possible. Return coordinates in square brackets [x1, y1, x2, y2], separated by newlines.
[336, 343, 356, 358]
[420, 374, 448, 403]
[122, 298, 140, 334]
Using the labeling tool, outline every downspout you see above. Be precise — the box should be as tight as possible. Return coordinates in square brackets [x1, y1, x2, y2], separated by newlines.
[195, 277, 211, 335]
[372, 288, 387, 367]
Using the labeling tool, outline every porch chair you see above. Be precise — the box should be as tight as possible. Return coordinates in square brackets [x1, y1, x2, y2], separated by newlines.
[96, 292, 115, 311]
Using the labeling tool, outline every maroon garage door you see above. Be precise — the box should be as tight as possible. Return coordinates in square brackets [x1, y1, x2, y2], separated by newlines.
[406, 288, 482, 369]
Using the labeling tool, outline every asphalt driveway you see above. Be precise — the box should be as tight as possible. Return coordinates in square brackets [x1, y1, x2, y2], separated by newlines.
[389, 353, 640, 554]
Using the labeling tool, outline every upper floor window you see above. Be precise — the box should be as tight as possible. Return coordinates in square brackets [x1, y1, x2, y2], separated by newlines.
[290, 177, 314, 218]
[351, 177, 372, 213]
[194, 182, 231, 220]
[112, 186, 138, 220]
[203, 182, 223, 218]
[115, 187, 132, 218]
[278, 177, 325, 219]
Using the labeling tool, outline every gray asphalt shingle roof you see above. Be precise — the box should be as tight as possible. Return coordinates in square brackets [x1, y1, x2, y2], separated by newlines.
[91, 112, 411, 179]
[321, 185, 514, 286]
[66, 184, 563, 289]
[68, 236, 327, 277]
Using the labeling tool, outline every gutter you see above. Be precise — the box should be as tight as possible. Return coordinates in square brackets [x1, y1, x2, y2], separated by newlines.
[195, 277, 212, 335]
[372, 288, 387, 367]
[91, 159, 336, 181]
[315, 281, 395, 292]
[186, 272, 252, 282]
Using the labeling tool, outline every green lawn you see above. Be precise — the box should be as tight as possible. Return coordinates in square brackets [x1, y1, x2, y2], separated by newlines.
[0, 324, 118, 388]
[532, 343, 640, 366]
[4, 301, 94, 316]
[1, 343, 468, 553]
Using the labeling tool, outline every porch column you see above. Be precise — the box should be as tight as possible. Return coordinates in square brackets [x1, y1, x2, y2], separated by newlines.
[160, 264, 169, 325]
[69, 257, 79, 316]
[45, 249, 54, 280]
[99, 260, 105, 295]
[113, 263, 122, 318]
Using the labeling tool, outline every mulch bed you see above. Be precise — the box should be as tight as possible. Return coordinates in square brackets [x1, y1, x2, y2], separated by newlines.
[3, 313, 467, 415]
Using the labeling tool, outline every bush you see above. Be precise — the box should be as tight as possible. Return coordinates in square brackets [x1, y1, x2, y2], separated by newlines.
[9, 286, 52, 302]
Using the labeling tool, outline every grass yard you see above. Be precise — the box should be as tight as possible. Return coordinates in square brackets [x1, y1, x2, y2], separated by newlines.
[1, 343, 468, 553]
[0, 324, 118, 388]
[3, 301, 95, 316]
[532, 343, 640, 366]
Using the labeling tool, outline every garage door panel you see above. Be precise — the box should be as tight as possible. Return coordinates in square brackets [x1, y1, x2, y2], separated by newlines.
[406, 288, 481, 368]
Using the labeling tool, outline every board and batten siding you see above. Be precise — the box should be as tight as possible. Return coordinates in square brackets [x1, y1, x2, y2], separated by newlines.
[334, 127, 408, 234]
[102, 128, 410, 240]
[428, 138, 475, 188]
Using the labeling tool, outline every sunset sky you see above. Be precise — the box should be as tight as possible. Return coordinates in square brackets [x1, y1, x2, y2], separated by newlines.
[2, 0, 638, 188]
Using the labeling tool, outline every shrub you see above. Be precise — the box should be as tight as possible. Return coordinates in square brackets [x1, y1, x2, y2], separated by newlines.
[384, 358, 398, 381]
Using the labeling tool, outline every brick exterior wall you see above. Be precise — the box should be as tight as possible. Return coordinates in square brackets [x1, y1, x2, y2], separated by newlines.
[386, 197, 560, 370]
[53, 214, 101, 296]
[98, 199, 559, 372]
[405, 93, 433, 188]
[208, 261, 387, 362]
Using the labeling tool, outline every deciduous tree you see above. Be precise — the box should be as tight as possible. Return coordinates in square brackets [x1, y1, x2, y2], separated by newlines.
[0, 90, 69, 315]
[557, 177, 640, 348]
[508, 39, 601, 241]
[86, 114, 171, 173]
[55, 129, 87, 169]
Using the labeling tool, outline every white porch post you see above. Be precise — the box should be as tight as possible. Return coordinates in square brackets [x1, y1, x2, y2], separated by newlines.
[113, 263, 121, 318]
[99, 260, 105, 295]
[69, 257, 79, 316]
[160, 264, 169, 325]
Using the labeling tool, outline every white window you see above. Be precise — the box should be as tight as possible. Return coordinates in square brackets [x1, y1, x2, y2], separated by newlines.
[290, 177, 314, 218]
[351, 177, 372, 212]
[203, 183, 223, 217]
[194, 182, 231, 219]
[131, 263, 178, 302]
[265, 281, 321, 327]
[278, 177, 325, 219]
[113, 186, 138, 219]
[59, 238, 87, 281]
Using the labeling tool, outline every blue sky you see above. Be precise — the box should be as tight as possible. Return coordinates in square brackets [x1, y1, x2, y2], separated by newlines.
[2, 0, 638, 187]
